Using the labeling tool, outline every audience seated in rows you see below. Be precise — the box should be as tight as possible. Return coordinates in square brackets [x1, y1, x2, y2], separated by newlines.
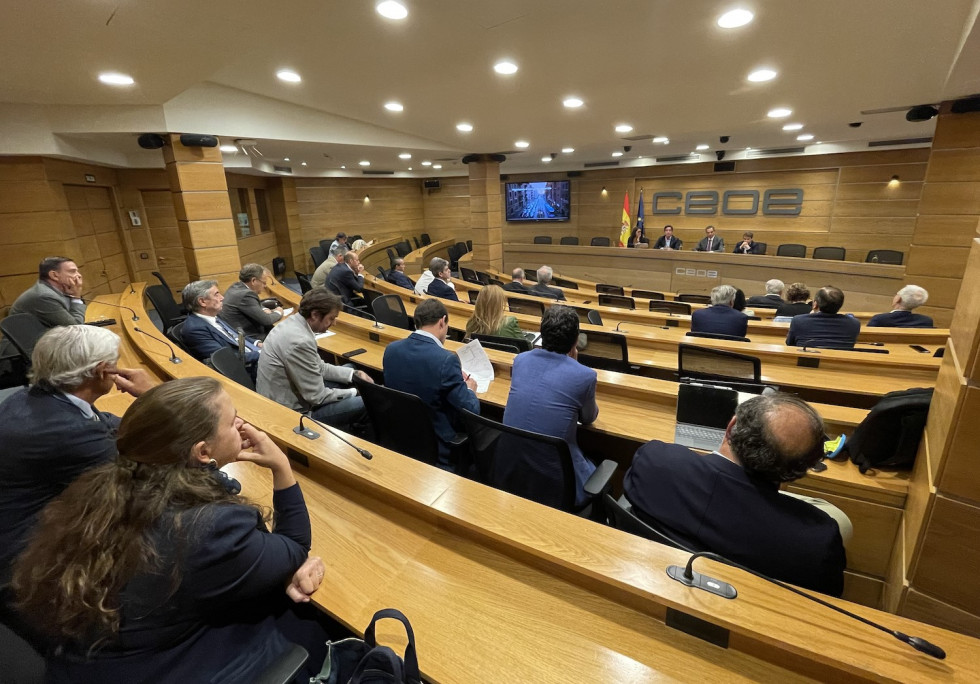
[624, 392, 847, 596]
[775, 282, 811, 319]
[328, 231, 349, 259]
[220, 263, 283, 340]
[746, 279, 785, 309]
[386, 257, 414, 290]
[503, 267, 530, 294]
[868, 285, 934, 328]
[529, 265, 566, 300]
[413, 257, 441, 296]
[465, 285, 525, 340]
[786, 286, 860, 349]
[424, 258, 459, 302]
[181, 280, 262, 366]
[325, 250, 366, 306]
[311, 251, 343, 290]
[691, 285, 749, 338]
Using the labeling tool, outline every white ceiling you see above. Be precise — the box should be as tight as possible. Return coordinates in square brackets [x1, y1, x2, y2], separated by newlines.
[1, 0, 979, 175]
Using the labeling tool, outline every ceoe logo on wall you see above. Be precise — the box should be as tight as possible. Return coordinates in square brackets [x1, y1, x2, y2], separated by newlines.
[650, 189, 803, 216]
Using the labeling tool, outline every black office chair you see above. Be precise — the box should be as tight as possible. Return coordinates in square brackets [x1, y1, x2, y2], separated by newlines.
[488, 277, 505, 288]
[0, 314, 48, 364]
[471, 338, 521, 354]
[590, 237, 611, 247]
[586, 310, 603, 326]
[150, 270, 176, 295]
[372, 295, 413, 330]
[465, 240, 472, 252]
[631, 289, 665, 300]
[472, 333, 532, 353]
[413, 237, 421, 249]
[467, 290, 480, 304]
[318, 239, 334, 256]
[296, 273, 313, 294]
[0, 620, 45, 684]
[649, 300, 692, 316]
[603, 493, 689, 551]
[685, 331, 751, 343]
[524, 267, 539, 282]
[271, 257, 286, 281]
[678, 343, 762, 386]
[578, 331, 630, 374]
[420, 233, 432, 246]
[386, 248, 398, 268]
[559, 236, 579, 245]
[596, 284, 624, 296]
[447, 244, 462, 272]
[459, 409, 616, 517]
[394, 241, 412, 258]
[165, 321, 189, 353]
[551, 276, 579, 289]
[866, 249, 904, 265]
[753, 242, 768, 255]
[475, 271, 492, 286]
[376, 266, 389, 280]
[209, 347, 255, 390]
[310, 246, 327, 269]
[676, 293, 711, 304]
[460, 267, 480, 284]
[813, 246, 846, 261]
[145, 284, 187, 330]
[507, 297, 546, 317]
[776, 243, 807, 258]
[598, 294, 636, 310]
[533, 235, 553, 244]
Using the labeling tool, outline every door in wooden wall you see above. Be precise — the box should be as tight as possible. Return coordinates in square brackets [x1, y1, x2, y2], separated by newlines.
[140, 189, 189, 296]
[64, 185, 128, 296]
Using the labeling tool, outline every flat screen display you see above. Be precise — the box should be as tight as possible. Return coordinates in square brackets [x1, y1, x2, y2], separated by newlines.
[504, 181, 570, 222]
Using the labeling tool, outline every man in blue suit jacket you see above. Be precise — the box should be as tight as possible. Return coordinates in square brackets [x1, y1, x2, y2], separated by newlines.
[690, 285, 749, 338]
[424, 257, 459, 301]
[180, 280, 262, 364]
[383, 299, 479, 459]
[386, 258, 414, 290]
[786, 286, 861, 348]
[325, 250, 366, 305]
[867, 285, 934, 328]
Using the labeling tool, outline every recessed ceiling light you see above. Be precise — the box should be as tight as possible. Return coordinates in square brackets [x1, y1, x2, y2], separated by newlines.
[717, 8, 754, 28]
[301, 161, 307, 166]
[433, 164, 442, 169]
[340, 165, 346, 169]
[612, 151, 623, 157]
[384, 101, 404, 112]
[276, 69, 301, 83]
[218, 145, 238, 153]
[359, 160, 371, 166]
[563, 97, 584, 108]
[615, 124, 633, 133]
[767, 107, 793, 118]
[782, 122, 804, 131]
[421, 160, 432, 166]
[399, 153, 412, 159]
[407, 167, 413, 170]
[514, 140, 530, 148]
[747, 69, 777, 82]
[696, 144, 710, 151]
[494, 60, 518, 75]
[562, 147, 574, 154]
[283, 157, 290, 162]
[652, 136, 669, 144]
[456, 122, 473, 132]
[797, 134, 814, 141]
[745, 147, 753, 151]
[541, 156, 552, 163]
[376, 1, 408, 20]
[98, 72, 134, 86]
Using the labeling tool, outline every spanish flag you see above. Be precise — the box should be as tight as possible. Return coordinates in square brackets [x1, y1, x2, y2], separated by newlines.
[618, 191, 631, 247]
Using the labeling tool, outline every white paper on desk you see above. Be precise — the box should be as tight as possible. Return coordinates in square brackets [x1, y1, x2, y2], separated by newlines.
[314, 331, 336, 339]
[281, 307, 294, 316]
[456, 339, 494, 393]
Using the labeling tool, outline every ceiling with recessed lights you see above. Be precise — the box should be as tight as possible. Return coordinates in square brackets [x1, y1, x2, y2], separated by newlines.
[0, 0, 978, 176]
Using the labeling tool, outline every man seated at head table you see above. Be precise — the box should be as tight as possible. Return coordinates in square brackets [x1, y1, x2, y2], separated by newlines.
[0, 325, 153, 618]
[382, 298, 480, 465]
[529, 265, 566, 300]
[180, 280, 262, 366]
[690, 285, 749, 338]
[785, 286, 861, 349]
[311, 251, 343, 290]
[503, 267, 531, 294]
[694, 225, 725, 252]
[502, 305, 599, 507]
[652, 224, 683, 250]
[386, 257, 414, 290]
[220, 263, 283, 340]
[424, 257, 460, 302]
[733, 231, 765, 254]
[257, 288, 371, 433]
[746, 279, 785, 309]
[867, 285, 934, 328]
[623, 393, 847, 596]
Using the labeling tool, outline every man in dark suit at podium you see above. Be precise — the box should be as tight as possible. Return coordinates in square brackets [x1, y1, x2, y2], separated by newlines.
[694, 225, 725, 252]
[868, 285, 934, 328]
[652, 225, 682, 250]
[691, 285, 748, 338]
[786, 286, 860, 349]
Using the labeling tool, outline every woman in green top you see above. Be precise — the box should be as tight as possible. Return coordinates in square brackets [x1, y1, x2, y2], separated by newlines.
[465, 284, 525, 339]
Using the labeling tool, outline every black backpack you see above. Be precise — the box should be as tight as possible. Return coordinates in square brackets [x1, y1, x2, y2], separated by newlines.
[311, 608, 420, 684]
[841, 387, 933, 473]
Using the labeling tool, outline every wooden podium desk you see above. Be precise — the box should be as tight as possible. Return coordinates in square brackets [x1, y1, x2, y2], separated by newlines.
[112, 284, 978, 682]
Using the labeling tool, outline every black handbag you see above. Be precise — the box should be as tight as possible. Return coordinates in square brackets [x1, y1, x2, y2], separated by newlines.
[311, 608, 420, 684]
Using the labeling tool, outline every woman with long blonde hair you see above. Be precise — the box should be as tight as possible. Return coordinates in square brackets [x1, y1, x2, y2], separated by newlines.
[465, 284, 524, 339]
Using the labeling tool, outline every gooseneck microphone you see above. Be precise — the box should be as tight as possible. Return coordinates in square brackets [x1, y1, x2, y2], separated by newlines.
[133, 327, 182, 364]
[668, 551, 946, 660]
[81, 297, 139, 321]
[342, 302, 384, 330]
[293, 413, 372, 460]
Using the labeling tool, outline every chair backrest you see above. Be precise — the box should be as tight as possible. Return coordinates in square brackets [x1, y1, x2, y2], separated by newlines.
[813, 246, 846, 261]
[586, 309, 603, 326]
[471, 333, 531, 353]
[475, 271, 492, 286]
[598, 294, 635, 310]
[559, 236, 579, 245]
[489, 277, 505, 288]
[166, 321, 189, 352]
[507, 297, 546, 317]
[649, 300, 691, 315]
[465, 240, 472, 252]
[676, 293, 711, 304]
[386, 248, 398, 268]
[145, 284, 185, 329]
[467, 290, 479, 305]
[209, 347, 255, 390]
[296, 273, 313, 294]
[776, 243, 807, 258]
[376, 266, 389, 280]
[590, 236, 611, 247]
[413, 237, 421, 249]
[754, 242, 768, 255]
[685, 331, 750, 343]
[372, 294, 413, 330]
[0, 313, 48, 363]
[420, 233, 431, 246]
[354, 377, 441, 466]
[524, 267, 539, 282]
[459, 409, 577, 511]
[533, 235, 553, 244]
[596, 284, 624, 296]
[318, 239, 334, 256]
[394, 241, 412, 258]
[603, 493, 688, 550]
[678, 343, 761, 383]
[631, 289, 665, 301]
[151, 270, 174, 293]
[460, 267, 480, 284]
[866, 249, 904, 265]
[272, 257, 286, 279]
[309, 245, 327, 268]
[551, 276, 578, 289]
[578, 331, 629, 373]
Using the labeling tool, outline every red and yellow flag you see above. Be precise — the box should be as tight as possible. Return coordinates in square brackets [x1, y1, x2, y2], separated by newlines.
[618, 191, 631, 247]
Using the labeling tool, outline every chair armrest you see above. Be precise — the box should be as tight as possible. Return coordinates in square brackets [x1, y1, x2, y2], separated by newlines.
[253, 643, 308, 684]
[447, 432, 468, 447]
[583, 459, 618, 497]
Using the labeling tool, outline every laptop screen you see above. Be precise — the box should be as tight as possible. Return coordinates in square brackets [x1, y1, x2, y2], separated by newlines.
[676, 383, 739, 429]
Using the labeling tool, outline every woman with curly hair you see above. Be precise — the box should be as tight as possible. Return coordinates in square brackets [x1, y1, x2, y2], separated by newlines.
[465, 284, 525, 340]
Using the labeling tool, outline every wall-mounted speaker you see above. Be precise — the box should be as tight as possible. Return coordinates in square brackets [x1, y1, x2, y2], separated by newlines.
[567, 171, 582, 177]
[179, 133, 218, 148]
[423, 179, 441, 189]
[137, 133, 166, 149]
[714, 161, 736, 172]
[951, 95, 980, 114]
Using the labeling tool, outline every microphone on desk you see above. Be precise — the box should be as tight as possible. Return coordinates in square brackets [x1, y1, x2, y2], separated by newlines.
[342, 303, 384, 329]
[80, 297, 139, 321]
[133, 327, 183, 364]
[293, 413, 373, 460]
[667, 551, 946, 660]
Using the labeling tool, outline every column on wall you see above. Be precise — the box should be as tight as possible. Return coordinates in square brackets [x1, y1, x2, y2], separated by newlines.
[465, 155, 502, 272]
[163, 134, 241, 289]
[267, 177, 304, 274]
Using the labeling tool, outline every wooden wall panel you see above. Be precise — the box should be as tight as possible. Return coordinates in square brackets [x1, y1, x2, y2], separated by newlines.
[910, 495, 980, 616]
[901, 589, 980, 639]
[905, 245, 971, 278]
[918, 182, 980, 215]
[925, 148, 980, 182]
[935, 381, 980, 503]
[911, 216, 979, 247]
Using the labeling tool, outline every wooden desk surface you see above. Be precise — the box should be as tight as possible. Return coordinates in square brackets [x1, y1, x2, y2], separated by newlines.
[116, 284, 979, 682]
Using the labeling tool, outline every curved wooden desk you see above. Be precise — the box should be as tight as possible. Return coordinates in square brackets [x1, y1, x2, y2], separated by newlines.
[403, 238, 454, 274]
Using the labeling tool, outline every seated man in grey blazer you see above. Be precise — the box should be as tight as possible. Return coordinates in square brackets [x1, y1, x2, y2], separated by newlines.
[694, 225, 725, 252]
[220, 263, 283, 340]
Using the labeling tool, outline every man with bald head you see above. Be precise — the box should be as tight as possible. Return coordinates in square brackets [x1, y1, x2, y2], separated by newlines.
[624, 393, 846, 596]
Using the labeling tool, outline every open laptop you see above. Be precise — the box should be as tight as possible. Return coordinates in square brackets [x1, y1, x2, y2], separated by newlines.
[673, 383, 740, 451]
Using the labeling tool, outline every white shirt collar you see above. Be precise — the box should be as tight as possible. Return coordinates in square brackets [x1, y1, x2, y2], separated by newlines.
[412, 329, 444, 348]
[62, 392, 96, 419]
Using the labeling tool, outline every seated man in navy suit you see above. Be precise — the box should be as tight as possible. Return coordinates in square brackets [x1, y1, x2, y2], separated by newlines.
[528, 265, 566, 300]
[180, 280, 262, 365]
[382, 298, 479, 461]
[652, 225, 682, 250]
[386, 257, 414, 290]
[424, 257, 459, 302]
[325, 250, 366, 305]
[732, 231, 764, 254]
[502, 267, 531, 294]
[786, 286, 861, 349]
[867, 285, 934, 328]
[624, 393, 847, 596]
[746, 279, 785, 309]
[690, 285, 749, 338]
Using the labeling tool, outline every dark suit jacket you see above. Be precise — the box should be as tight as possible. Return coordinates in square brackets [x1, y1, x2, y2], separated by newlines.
[502, 281, 530, 294]
[0, 387, 119, 588]
[775, 301, 812, 317]
[386, 270, 414, 290]
[0, 280, 87, 359]
[426, 277, 459, 301]
[732, 240, 764, 254]
[691, 305, 749, 337]
[181, 314, 261, 364]
[695, 236, 725, 252]
[325, 263, 364, 304]
[47, 484, 311, 683]
[382, 332, 480, 445]
[219, 281, 281, 339]
[529, 282, 565, 301]
[624, 440, 845, 596]
[746, 294, 784, 309]
[867, 310, 934, 328]
[652, 235, 683, 250]
[786, 312, 861, 348]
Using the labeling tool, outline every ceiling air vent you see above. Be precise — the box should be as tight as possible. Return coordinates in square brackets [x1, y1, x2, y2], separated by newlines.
[656, 154, 699, 163]
[868, 137, 932, 147]
[746, 147, 805, 158]
[273, 165, 292, 174]
[362, 169, 395, 175]
[584, 160, 621, 168]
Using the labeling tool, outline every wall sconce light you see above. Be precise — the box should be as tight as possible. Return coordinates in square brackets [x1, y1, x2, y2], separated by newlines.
[364, 194, 371, 202]
[601, 186, 608, 196]
[888, 175, 900, 187]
